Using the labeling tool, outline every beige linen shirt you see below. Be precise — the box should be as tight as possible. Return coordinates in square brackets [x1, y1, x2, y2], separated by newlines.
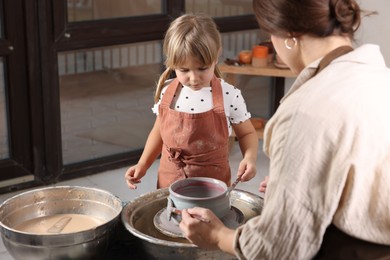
[234, 44, 390, 259]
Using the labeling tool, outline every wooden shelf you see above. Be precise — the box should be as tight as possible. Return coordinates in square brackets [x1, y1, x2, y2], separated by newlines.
[218, 63, 296, 78]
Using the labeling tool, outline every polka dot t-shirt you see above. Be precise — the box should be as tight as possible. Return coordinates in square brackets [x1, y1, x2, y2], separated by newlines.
[152, 78, 251, 135]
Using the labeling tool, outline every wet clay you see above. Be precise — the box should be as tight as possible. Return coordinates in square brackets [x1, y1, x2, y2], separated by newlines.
[14, 213, 104, 234]
[173, 181, 225, 198]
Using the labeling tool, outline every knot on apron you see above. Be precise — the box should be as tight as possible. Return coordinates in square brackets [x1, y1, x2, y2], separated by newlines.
[166, 147, 186, 169]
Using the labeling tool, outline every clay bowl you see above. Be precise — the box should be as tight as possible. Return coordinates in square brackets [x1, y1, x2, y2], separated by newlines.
[168, 177, 230, 218]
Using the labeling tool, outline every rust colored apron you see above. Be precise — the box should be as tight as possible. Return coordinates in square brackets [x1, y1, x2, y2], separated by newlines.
[312, 46, 390, 258]
[157, 76, 231, 188]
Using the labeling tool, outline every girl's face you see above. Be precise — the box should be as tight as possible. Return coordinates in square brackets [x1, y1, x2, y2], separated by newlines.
[174, 56, 216, 91]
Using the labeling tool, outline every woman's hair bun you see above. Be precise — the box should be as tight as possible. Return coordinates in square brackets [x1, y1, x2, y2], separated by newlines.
[331, 0, 361, 36]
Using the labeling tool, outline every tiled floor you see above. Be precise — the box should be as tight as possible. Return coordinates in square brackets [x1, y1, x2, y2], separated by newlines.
[0, 139, 269, 259]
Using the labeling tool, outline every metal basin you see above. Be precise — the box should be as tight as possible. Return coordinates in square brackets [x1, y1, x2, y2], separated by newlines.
[0, 186, 123, 260]
[121, 188, 263, 260]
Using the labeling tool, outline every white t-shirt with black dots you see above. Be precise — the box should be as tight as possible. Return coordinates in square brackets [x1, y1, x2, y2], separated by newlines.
[152, 78, 251, 135]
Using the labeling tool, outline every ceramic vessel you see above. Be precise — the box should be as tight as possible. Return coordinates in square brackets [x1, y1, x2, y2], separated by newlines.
[168, 177, 230, 218]
[238, 50, 252, 64]
[252, 45, 269, 68]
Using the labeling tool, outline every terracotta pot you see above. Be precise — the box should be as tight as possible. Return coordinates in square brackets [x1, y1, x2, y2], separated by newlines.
[252, 45, 269, 67]
[238, 50, 252, 64]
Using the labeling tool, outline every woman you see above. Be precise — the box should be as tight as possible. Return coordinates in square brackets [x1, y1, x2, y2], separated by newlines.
[179, 0, 390, 259]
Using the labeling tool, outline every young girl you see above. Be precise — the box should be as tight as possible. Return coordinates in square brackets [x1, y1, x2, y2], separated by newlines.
[125, 13, 258, 189]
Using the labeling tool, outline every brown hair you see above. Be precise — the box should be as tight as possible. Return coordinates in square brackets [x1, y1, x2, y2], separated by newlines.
[154, 13, 222, 103]
[252, 0, 363, 39]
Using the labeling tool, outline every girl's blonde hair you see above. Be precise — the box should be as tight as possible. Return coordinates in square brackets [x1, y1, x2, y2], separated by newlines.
[154, 13, 222, 103]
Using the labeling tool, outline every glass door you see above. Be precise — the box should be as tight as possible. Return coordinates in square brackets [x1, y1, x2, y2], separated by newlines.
[58, 1, 167, 165]
[42, 0, 183, 180]
[0, 0, 35, 192]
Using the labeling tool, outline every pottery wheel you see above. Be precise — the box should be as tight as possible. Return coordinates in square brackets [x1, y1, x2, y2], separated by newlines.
[153, 206, 244, 238]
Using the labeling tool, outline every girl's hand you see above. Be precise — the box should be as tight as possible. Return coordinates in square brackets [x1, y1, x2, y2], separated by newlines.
[237, 158, 257, 182]
[124, 165, 146, 189]
[259, 175, 269, 193]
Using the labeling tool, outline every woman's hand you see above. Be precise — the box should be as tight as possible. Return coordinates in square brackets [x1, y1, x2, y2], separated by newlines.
[259, 175, 269, 193]
[179, 207, 236, 255]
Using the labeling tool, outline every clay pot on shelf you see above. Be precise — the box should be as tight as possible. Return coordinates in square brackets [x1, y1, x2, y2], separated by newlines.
[259, 40, 275, 63]
[252, 45, 269, 68]
[238, 50, 252, 65]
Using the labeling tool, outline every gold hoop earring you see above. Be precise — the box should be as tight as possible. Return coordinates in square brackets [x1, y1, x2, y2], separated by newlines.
[284, 37, 297, 50]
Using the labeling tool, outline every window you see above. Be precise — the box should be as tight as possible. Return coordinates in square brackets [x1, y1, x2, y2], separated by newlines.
[185, 0, 253, 17]
[67, 0, 164, 22]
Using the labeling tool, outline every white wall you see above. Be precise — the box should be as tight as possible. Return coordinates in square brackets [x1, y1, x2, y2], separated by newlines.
[356, 0, 390, 66]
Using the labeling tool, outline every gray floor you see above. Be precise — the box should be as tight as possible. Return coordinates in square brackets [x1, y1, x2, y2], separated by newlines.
[0, 140, 269, 259]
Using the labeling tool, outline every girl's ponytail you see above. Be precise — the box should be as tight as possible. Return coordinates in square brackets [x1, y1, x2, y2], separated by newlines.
[154, 67, 174, 103]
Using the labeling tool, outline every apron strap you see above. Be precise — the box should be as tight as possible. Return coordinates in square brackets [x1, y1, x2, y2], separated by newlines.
[313, 45, 354, 77]
[160, 78, 180, 108]
[160, 76, 224, 112]
[210, 76, 225, 113]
